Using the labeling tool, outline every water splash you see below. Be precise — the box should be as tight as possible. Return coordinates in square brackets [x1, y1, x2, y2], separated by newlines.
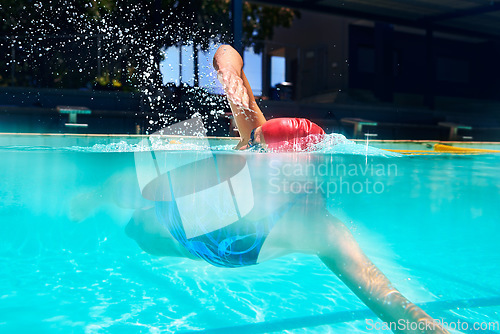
[2, 1, 232, 134]
[11, 134, 401, 157]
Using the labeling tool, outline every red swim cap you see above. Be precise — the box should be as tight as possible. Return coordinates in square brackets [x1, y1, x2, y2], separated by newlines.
[261, 118, 325, 151]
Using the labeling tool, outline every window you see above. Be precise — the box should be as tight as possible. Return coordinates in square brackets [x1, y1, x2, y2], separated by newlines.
[243, 49, 263, 96]
[271, 56, 286, 87]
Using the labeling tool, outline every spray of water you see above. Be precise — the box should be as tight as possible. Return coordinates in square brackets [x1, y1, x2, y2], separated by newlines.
[1, 1, 234, 134]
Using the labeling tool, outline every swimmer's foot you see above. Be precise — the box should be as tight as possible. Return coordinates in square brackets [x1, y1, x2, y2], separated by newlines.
[68, 190, 102, 222]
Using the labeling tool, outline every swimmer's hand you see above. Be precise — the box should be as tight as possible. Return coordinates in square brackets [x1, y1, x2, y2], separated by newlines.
[217, 69, 250, 109]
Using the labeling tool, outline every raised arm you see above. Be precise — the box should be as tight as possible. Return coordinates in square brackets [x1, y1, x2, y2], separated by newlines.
[213, 45, 266, 148]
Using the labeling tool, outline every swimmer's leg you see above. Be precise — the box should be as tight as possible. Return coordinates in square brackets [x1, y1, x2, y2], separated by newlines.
[125, 207, 199, 260]
[69, 169, 150, 222]
[261, 199, 448, 334]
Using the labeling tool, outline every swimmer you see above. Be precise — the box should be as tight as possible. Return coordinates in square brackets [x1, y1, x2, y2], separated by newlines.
[209, 44, 449, 333]
[76, 45, 448, 333]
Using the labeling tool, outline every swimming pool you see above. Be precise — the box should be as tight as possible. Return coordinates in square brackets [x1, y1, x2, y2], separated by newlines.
[1, 133, 499, 333]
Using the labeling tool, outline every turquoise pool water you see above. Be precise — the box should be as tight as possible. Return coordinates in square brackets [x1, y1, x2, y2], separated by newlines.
[1, 137, 499, 333]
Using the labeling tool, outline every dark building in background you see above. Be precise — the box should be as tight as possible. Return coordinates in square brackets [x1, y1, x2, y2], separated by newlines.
[258, 4, 500, 140]
[264, 10, 500, 105]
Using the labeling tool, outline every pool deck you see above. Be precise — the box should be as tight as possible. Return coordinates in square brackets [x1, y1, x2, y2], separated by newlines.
[1, 132, 500, 153]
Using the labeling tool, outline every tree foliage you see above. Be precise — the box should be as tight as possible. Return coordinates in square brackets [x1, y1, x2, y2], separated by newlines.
[0, 0, 299, 89]
[243, 3, 297, 52]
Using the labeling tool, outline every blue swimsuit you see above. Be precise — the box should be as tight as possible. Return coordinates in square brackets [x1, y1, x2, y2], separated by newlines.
[155, 200, 293, 268]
